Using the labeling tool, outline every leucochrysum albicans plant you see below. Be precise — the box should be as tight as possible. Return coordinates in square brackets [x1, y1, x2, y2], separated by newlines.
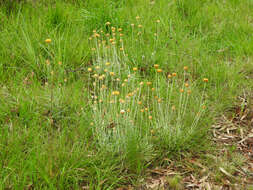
[87, 21, 208, 155]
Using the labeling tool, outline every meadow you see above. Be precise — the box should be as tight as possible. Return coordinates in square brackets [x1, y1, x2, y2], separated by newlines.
[0, 0, 253, 189]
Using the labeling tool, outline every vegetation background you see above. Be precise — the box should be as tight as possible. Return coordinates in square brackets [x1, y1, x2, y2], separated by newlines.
[0, 0, 252, 189]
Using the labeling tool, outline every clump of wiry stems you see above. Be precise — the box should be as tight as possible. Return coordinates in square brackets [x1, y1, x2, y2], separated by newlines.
[87, 23, 208, 154]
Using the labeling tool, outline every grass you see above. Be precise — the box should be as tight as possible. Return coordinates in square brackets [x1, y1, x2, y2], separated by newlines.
[0, 0, 253, 189]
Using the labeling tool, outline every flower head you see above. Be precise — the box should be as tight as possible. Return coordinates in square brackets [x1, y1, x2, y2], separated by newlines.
[112, 91, 120, 95]
[154, 64, 159, 69]
[203, 78, 208, 83]
[156, 69, 162, 73]
[172, 73, 177, 77]
[45, 39, 52, 44]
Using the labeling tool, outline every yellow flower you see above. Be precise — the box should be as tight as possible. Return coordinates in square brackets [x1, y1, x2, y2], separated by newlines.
[119, 99, 125, 103]
[136, 16, 140, 20]
[154, 64, 159, 69]
[133, 67, 138, 71]
[101, 85, 107, 90]
[98, 75, 104, 80]
[140, 109, 144, 113]
[93, 74, 98, 78]
[105, 62, 110, 66]
[90, 122, 94, 126]
[131, 23, 135, 27]
[118, 28, 122, 32]
[156, 19, 160, 23]
[145, 107, 148, 111]
[119, 33, 124, 37]
[180, 89, 184, 93]
[45, 39, 52, 43]
[138, 101, 142, 105]
[110, 72, 115, 76]
[105, 21, 111, 25]
[88, 68, 92, 72]
[151, 88, 155, 91]
[172, 73, 177, 77]
[58, 61, 62, 65]
[187, 90, 191, 94]
[46, 59, 50, 65]
[148, 116, 152, 120]
[111, 27, 116, 32]
[94, 33, 100, 38]
[203, 78, 209, 82]
[185, 83, 189, 87]
[95, 66, 100, 70]
[138, 24, 142, 28]
[120, 47, 124, 51]
[112, 91, 120, 95]
[183, 66, 188, 71]
[167, 74, 172, 78]
[157, 98, 162, 103]
[156, 69, 162, 73]
[147, 82, 152, 85]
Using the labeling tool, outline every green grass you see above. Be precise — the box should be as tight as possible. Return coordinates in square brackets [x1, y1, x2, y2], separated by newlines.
[0, 0, 253, 189]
